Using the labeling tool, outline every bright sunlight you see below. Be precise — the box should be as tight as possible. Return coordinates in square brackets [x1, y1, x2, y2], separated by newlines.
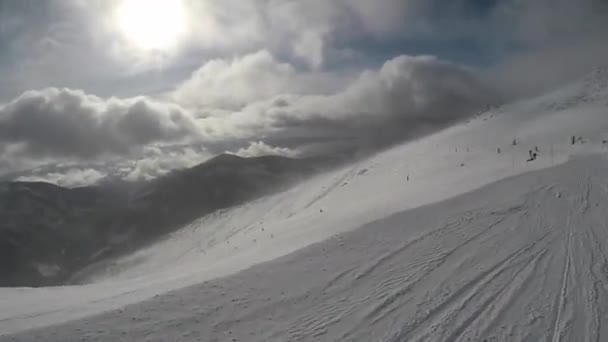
[116, 0, 187, 51]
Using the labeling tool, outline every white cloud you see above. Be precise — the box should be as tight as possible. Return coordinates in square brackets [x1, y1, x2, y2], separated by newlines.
[121, 146, 211, 182]
[4, 0, 607, 103]
[17, 168, 106, 188]
[10, 145, 213, 186]
[0, 52, 493, 181]
[232, 142, 298, 158]
[59, 0, 415, 71]
[193, 54, 494, 147]
[173, 50, 346, 111]
[0, 88, 201, 159]
[1, 0, 606, 185]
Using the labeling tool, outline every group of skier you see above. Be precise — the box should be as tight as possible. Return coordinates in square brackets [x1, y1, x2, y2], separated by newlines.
[408, 133, 608, 184]
[527, 146, 539, 162]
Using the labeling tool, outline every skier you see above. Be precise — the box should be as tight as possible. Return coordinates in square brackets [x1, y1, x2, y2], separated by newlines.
[527, 150, 535, 162]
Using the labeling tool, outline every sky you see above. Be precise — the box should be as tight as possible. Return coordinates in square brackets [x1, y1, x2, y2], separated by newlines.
[0, 0, 607, 186]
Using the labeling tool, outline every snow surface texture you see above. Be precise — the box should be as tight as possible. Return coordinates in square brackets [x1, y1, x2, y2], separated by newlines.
[1, 69, 608, 340]
[5, 156, 608, 342]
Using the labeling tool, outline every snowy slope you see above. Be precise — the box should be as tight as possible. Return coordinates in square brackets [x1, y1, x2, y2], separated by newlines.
[6, 156, 608, 341]
[1, 69, 608, 339]
[84, 67, 608, 285]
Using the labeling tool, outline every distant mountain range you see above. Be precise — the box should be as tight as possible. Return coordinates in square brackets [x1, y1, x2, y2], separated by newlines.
[0, 154, 340, 287]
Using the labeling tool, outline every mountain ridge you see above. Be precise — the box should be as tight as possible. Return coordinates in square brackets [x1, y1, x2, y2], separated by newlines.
[0, 154, 337, 287]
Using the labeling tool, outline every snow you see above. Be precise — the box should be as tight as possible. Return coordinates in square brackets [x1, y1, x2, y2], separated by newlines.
[2, 71, 608, 340]
[6, 156, 608, 341]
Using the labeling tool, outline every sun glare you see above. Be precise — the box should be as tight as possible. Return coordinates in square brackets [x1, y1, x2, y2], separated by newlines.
[116, 0, 186, 51]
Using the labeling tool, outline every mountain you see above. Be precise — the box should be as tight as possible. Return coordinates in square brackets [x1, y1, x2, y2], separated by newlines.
[2, 69, 608, 340]
[86, 67, 608, 285]
[0, 182, 126, 287]
[127, 154, 328, 240]
[0, 154, 335, 287]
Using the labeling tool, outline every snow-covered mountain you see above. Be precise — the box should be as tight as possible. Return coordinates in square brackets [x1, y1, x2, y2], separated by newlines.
[0, 154, 334, 287]
[2, 69, 608, 341]
[0, 182, 129, 287]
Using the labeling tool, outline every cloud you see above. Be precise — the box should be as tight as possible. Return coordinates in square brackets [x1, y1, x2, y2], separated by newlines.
[484, 0, 608, 97]
[12, 144, 212, 185]
[19, 0, 413, 78]
[231, 141, 299, 158]
[174, 0, 412, 68]
[2, 0, 606, 187]
[16, 168, 105, 188]
[120, 146, 211, 182]
[173, 50, 346, 111]
[175, 51, 489, 144]
[0, 51, 493, 184]
[0, 88, 200, 159]
[194, 54, 494, 150]
[2, 0, 605, 107]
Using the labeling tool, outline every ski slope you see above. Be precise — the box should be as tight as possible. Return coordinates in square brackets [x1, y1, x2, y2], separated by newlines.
[6, 156, 608, 341]
[81, 67, 608, 286]
[2, 69, 608, 340]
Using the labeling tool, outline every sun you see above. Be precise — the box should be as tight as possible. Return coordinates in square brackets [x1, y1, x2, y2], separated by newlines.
[116, 0, 187, 51]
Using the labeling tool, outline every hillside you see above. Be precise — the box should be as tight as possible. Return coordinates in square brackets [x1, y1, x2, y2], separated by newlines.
[0, 154, 330, 287]
[82, 68, 608, 285]
[7, 156, 608, 341]
[2, 69, 608, 340]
